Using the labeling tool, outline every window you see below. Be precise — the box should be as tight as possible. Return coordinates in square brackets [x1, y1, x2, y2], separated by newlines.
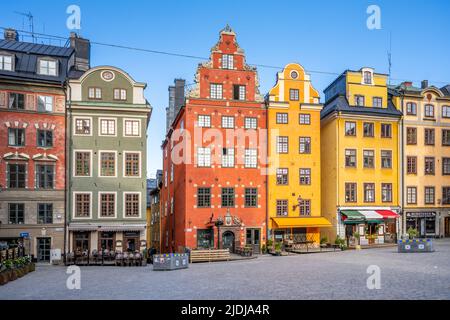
[100, 119, 116, 136]
[345, 149, 357, 167]
[75, 193, 91, 218]
[125, 193, 140, 217]
[197, 188, 211, 208]
[75, 151, 91, 176]
[354, 95, 365, 106]
[424, 128, 435, 145]
[442, 130, 450, 146]
[124, 152, 140, 177]
[113, 89, 127, 101]
[37, 130, 53, 147]
[210, 84, 223, 99]
[7, 164, 26, 188]
[9, 203, 24, 224]
[233, 85, 246, 100]
[345, 183, 357, 202]
[299, 168, 311, 185]
[363, 150, 375, 168]
[406, 102, 417, 115]
[198, 115, 211, 128]
[406, 127, 417, 145]
[197, 229, 214, 249]
[382, 183, 392, 202]
[38, 58, 57, 76]
[88, 87, 102, 99]
[221, 188, 235, 207]
[37, 96, 53, 112]
[407, 187, 417, 204]
[8, 93, 25, 110]
[299, 114, 310, 125]
[381, 124, 392, 138]
[221, 148, 234, 167]
[443, 106, 450, 118]
[276, 200, 288, 216]
[100, 152, 116, 177]
[244, 188, 257, 207]
[0, 54, 13, 71]
[276, 136, 288, 153]
[244, 117, 257, 129]
[364, 183, 375, 202]
[170, 163, 174, 182]
[74, 118, 91, 135]
[443, 158, 450, 175]
[443, 187, 450, 205]
[100, 193, 115, 217]
[124, 120, 140, 136]
[424, 157, 435, 175]
[276, 168, 288, 185]
[363, 122, 374, 137]
[222, 116, 234, 128]
[289, 89, 299, 101]
[424, 104, 434, 118]
[373, 97, 382, 108]
[276, 113, 288, 124]
[36, 164, 54, 189]
[8, 128, 25, 146]
[197, 147, 211, 167]
[381, 150, 392, 169]
[424, 187, 435, 205]
[170, 198, 174, 214]
[363, 71, 372, 84]
[407, 156, 417, 174]
[345, 122, 356, 136]
[245, 149, 257, 168]
[38, 204, 53, 224]
[222, 54, 233, 69]
[299, 200, 311, 216]
[299, 137, 311, 154]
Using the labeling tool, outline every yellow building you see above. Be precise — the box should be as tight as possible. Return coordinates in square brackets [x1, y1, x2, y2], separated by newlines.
[267, 63, 331, 246]
[321, 68, 402, 246]
[390, 81, 450, 238]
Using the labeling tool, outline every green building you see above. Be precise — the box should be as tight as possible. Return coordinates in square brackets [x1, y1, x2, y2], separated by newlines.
[67, 66, 151, 254]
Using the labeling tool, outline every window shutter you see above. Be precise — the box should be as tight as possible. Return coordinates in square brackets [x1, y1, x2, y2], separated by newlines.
[26, 94, 35, 111]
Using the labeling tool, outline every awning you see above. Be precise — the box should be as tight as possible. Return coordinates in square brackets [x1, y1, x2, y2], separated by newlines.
[68, 224, 146, 232]
[376, 210, 400, 219]
[360, 210, 384, 223]
[271, 217, 332, 229]
[341, 210, 365, 224]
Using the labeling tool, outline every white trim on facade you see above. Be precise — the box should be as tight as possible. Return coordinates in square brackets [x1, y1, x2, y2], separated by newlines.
[123, 191, 142, 219]
[72, 191, 93, 220]
[98, 117, 117, 137]
[98, 191, 118, 219]
[98, 150, 118, 178]
[122, 150, 142, 178]
[72, 116, 93, 137]
[72, 149, 93, 178]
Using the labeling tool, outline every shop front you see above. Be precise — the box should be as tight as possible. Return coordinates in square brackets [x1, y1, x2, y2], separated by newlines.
[340, 209, 400, 246]
[405, 212, 436, 238]
[270, 217, 332, 245]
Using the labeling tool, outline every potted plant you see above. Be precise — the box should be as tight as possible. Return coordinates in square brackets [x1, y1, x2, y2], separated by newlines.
[0, 263, 8, 286]
[320, 236, 328, 248]
[335, 236, 347, 251]
[274, 242, 282, 256]
[407, 227, 418, 240]
[353, 232, 361, 250]
[261, 244, 267, 254]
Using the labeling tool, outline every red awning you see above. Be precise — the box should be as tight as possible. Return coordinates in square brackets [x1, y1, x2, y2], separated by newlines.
[375, 210, 400, 219]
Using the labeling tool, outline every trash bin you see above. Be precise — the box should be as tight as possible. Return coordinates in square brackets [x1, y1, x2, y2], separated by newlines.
[153, 253, 189, 271]
[398, 239, 434, 253]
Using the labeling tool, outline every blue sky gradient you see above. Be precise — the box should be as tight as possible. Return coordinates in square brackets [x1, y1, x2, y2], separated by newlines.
[2, 0, 449, 177]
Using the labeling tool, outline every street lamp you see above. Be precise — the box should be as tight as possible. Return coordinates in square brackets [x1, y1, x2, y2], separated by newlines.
[215, 216, 224, 249]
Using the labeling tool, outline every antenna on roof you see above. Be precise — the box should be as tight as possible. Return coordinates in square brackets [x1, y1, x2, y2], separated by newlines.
[14, 11, 35, 43]
[387, 31, 392, 85]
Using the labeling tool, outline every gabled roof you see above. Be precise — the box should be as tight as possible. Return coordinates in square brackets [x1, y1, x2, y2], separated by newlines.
[0, 39, 74, 57]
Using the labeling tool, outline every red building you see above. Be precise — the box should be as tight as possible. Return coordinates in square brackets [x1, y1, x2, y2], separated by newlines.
[161, 25, 267, 253]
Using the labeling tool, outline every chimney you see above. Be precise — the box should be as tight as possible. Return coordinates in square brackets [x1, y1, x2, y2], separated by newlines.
[4, 28, 19, 41]
[402, 81, 413, 87]
[70, 32, 90, 72]
[421, 80, 429, 89]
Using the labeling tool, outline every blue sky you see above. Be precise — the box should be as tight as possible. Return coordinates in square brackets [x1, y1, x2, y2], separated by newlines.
[2, 0, 450, 177]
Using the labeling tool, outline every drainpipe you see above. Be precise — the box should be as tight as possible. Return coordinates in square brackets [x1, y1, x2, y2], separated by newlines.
[64, 81, 72, 265]
[265, 102, 269, 245]
[63, 80, 68, 266]
[400, 94, 405, 238]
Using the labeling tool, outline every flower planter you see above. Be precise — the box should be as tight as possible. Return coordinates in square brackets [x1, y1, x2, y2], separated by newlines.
[0, 272, 9, 285]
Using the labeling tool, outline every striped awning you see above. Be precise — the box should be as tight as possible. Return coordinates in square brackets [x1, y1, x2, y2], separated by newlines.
[376, 210, 400, 219]
[341, 210, 399, 224]
[68, 224, 146, 232]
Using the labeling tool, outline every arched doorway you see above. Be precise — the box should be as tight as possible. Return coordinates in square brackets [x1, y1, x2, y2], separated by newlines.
[222, 231, 235, 253]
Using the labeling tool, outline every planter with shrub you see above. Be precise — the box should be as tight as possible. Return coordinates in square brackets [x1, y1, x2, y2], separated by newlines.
[0, 256, 35, 286]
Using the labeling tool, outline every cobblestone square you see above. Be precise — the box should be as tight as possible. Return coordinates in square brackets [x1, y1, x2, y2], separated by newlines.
[1, 239, 450, 300]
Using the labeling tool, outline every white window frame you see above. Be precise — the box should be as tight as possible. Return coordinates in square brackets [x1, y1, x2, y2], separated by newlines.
[88, 87, 102, 99]
[221, 116, 234, 129]
[222, 54, 233, 69]
[123, 118, 141, 137]
[198, 115, 211, 128]
[123, 151, 141, 178]
[114, 88, 127, 101]
[170, 163, 174, 182]
[98, 191, 117, 219]
[244, 117, 257, 130]
[37, 95, 53, 112]
[245, 148, 257, 168]
[98, 118, 117, 137]
[98, 150, 117, 178]
[210, 84, 223, 99]
[73, 116, 93, 136]
[73, 149, 93, 177]
[72, 191, 92, 220]
[37, 58, 58, 76]
[221, 148, 235, 168]
[0, 54, 14, 71]
[123, 192, 142, 219]
[197, 147, 211, 167]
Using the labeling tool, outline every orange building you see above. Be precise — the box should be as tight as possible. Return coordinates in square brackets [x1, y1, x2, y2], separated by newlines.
[161, 25, 267, 253]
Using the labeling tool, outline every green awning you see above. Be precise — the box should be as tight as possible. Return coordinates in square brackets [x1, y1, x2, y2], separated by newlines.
[341, 210, 365, 224]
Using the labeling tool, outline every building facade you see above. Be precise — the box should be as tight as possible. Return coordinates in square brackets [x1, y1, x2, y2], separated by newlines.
[147, 170, 162, 252]
[390, 81, 450, 238]
[165, 79, 185, 132]
[321, 68, 402, 246]
[67, 66, 151, 254]
[0, 29, 79, 261]
[266, 63, 331, 244]
[161, 25, 267, 253]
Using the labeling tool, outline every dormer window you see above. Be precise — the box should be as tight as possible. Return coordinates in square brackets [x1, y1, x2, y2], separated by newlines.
[222, 54, 233, 69]
[88, 87, 102, 100]
[363, 71, 372, 84]
[38, 58, 57, 76]
[0, 54, 13, 71]
[114, 88, 127, 101]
